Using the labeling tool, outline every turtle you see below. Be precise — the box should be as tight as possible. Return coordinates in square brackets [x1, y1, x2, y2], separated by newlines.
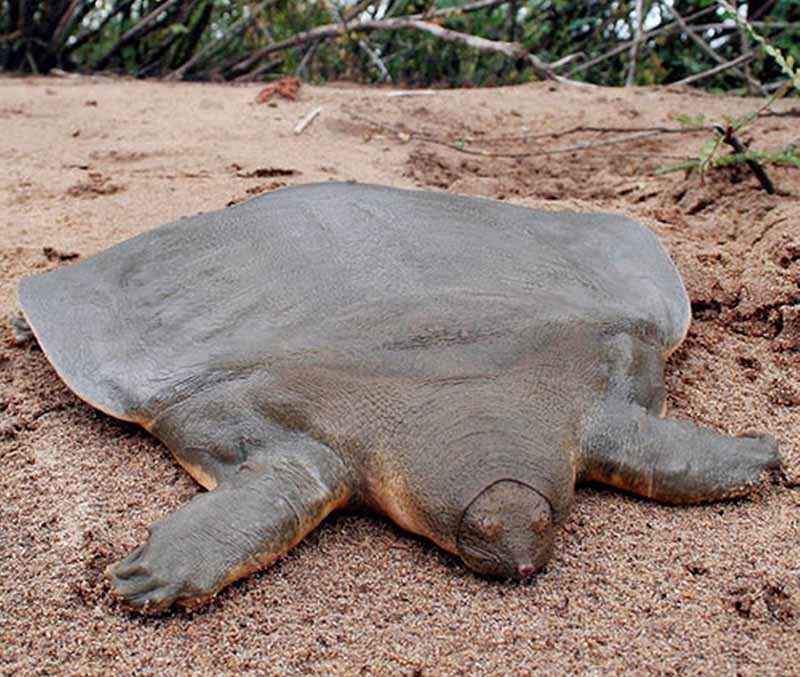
[16, 181, 781, 613]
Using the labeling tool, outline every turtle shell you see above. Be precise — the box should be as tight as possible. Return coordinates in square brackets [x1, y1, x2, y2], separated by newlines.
[17, 182, 690, 424]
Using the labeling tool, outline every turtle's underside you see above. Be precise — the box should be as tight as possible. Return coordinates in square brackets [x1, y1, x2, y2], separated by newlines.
[17, 182, 781, 613]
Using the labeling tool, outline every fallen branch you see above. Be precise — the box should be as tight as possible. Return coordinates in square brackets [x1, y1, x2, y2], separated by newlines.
[450, 123, 716, 144]
[671, 53, 754, 86]
[350, 114, 710, 159]
[413, 130, 689, 158]
[230, 0, 510, 77]
[226, 0, 574, 85]
[404, 18, 573, 83]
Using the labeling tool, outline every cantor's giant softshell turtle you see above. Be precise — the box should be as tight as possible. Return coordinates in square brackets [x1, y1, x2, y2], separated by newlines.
[17, 182, 781, 613]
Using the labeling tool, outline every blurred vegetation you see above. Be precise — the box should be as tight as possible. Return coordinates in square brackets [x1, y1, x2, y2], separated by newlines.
[0, 0, 798, 90]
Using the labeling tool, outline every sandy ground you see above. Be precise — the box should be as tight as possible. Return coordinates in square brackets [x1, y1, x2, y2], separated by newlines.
[1, 75, 799, 675]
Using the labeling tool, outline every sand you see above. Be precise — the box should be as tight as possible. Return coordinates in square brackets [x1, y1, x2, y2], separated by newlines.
[1, 74, 798, 675]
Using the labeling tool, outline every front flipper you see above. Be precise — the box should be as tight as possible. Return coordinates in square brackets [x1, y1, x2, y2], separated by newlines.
[9, 312, 35, 346]
[107, 435, 351, 613]
[580, 402, 782, 504]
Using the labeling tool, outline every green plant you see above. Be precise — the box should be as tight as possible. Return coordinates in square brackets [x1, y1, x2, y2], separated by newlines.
[657, 1, 800, 193]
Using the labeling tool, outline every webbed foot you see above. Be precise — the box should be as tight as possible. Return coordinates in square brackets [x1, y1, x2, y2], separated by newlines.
[107, 499, 229, 613]
[723, 431, 782, 495]
[107, 443, 351, 613]
[582, 403, 783, 504]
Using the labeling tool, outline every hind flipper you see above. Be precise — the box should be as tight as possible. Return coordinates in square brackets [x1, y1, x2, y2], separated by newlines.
[581, 401, 781, 504]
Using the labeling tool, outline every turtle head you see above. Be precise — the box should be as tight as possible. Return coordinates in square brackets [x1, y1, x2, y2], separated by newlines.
[456, 480, 554, 578]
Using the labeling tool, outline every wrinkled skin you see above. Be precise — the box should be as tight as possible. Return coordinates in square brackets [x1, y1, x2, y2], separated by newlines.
[16, 183, 782, 613]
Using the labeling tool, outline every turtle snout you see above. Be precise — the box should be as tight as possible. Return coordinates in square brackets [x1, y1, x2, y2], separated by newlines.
[456, 480, 554, 579]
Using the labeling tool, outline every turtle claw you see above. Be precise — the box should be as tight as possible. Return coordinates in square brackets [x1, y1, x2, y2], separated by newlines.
[735, 431, 781, 466]
[105, 531, 215, 614]
[107, 553, 178, 615]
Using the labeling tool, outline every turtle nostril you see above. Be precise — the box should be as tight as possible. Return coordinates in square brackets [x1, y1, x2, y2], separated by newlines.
[517, 564, 535, 577]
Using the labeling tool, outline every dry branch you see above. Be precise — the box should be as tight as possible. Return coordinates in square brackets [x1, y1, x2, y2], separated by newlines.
[567, 5, 718, 77]
[350, 114, 711, 160]
[294, 106, 322, 134]
[49, 0, 90, 56]
[663, 2, 766, 94]
[232, 57, 284, 82]
[166, 1, 276, 80]
[225, 0, 569, 82]
[391, 18, 563, 82]
[672, 53, 754, 86]
[626, 0, 644, 86]
[385, 90, 439, 97]
[692, 21, 800, 31]
[94, 0, 183, 69]
[358, 38, 392, 82]
[63, 0, 136, 56]
[549, 52, 583, 70]
[411, 130, 690, 158]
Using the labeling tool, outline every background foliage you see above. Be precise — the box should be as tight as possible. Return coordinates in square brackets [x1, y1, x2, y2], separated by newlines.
[1, 0, 798, 89]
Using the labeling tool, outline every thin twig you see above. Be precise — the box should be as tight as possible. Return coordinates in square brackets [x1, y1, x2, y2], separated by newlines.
[394, 18, 563, 83]
[737, 9, 757, 95]
[63, 0, 136, 57]
[294, 40, 320, 77]
[94, 0, 183, 69]
[550, 52, 583, 70]
[231, 57, 284, 82]
[691, 21, 800, 31]
[385, 90, 439, 97]
[323, 0, 392, 82]
[626, 0, 644, 86]
[454, 123, 716, 144]
[344, 0, 373, 21]
[166, 2, 271, 80]
[294, 106, 322, 134]
[663, 2, 766, 94]
[414, 130, 686, 158]
[671, 53, 754, 86]
[351, 114, 710, 159]
[49, 0, 89, 56]
[567, 5, 718, 77]
[226, 0, 568, 82]
[358, 39, 392, 82]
